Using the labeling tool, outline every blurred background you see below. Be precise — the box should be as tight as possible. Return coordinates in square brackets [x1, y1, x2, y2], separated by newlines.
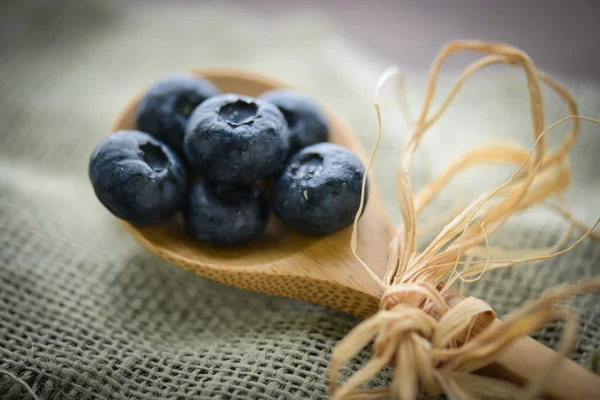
[174, 0, 600, 80]
[1, 0, 599, 80]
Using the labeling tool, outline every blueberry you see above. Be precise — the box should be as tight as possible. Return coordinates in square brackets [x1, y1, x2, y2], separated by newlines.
[259, 89, 329, 155]
[271, 143, 367, 236]
[89, 130, 186, 225]
[135, 74, 220, 156]
[184, 180, 269, 247]
[184, 94, 289, 184]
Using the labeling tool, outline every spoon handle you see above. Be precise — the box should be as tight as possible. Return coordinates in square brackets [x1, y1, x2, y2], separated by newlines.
[489, 331, 600, 400]
[442, 288, 600, 400]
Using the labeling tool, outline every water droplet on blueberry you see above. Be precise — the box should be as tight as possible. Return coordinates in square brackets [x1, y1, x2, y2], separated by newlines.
[291, 154, 323, 180]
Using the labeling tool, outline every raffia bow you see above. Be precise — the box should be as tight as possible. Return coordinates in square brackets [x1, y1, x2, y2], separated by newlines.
[329, 41, 600, 400]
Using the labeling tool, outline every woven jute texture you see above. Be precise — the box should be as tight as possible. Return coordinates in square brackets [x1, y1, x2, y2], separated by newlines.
[1, 1, 599, 399]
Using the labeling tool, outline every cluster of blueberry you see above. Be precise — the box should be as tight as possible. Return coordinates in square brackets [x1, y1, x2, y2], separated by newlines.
[89, 74, 368, 247]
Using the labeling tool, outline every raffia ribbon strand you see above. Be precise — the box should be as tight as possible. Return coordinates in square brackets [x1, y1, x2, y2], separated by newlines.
[332, 40, 600, 399]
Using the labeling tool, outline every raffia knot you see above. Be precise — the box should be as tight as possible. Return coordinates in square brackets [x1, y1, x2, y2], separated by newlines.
[379, 282, 441, 311]
[330, 281, 496, 400]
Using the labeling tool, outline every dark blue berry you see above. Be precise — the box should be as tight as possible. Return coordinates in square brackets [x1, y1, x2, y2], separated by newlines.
[271, 143, 367, 236]
[135, 74, 220, 156]
[89, 130, 186, 225]
[184, 180, 268, 247]
[259, 89, 329, 155]
[184, 94, 289, 184]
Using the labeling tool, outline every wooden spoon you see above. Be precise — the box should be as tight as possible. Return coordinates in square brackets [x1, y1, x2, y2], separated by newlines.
[111, 68, 600, 399]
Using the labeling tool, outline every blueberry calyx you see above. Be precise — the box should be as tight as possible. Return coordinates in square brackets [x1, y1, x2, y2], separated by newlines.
[289, 153, 324, 179]
[218, 100, 258, 126]
[139, 142, 170, 173]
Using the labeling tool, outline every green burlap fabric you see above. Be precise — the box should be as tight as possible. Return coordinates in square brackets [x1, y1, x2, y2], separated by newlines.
[1, 1, 599, 399]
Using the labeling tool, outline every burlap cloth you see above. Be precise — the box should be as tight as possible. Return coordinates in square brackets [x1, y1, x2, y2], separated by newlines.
[1, 1, 599, 399]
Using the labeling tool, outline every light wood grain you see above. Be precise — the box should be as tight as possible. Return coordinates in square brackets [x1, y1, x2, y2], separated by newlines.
[111, 68, 600, 399]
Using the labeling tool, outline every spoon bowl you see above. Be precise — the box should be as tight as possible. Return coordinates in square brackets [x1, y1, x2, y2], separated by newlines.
[112, 68, 392, 318]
